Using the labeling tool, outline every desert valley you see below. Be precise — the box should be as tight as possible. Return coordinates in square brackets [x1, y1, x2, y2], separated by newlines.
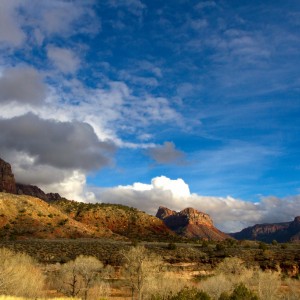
[1, 157, 300, 299]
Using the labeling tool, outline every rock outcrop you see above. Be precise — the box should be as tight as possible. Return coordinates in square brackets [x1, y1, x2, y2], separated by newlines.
[156, 206, 230, 241]
[16, 183, 62, 202]
[0, 157, 62, 202]
[0, 158, 16, 194]
[231, 217, 300, 243]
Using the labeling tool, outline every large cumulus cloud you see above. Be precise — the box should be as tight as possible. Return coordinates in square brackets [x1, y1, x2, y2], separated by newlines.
[90, 176, 300, 232]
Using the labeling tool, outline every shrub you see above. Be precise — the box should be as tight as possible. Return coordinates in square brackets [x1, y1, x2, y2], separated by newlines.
[258, 242, 268, 251]
[171, 287, 211, 300]
[0, 248, 44, 298]
[167, 242, 177, 250]
[219, 283, 259, 300]
[151, 287, 211, 300]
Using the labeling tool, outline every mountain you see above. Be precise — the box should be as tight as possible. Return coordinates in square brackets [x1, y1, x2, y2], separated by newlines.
[231, 217, 300, 243]
[0, 192, 175, 241]
[0, 157, 175, 241]
[156, 206, 230, 241]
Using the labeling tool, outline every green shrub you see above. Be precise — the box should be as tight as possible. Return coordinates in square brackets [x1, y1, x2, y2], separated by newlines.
[167, 242, 177, 250]
[219, 283, 259, 300]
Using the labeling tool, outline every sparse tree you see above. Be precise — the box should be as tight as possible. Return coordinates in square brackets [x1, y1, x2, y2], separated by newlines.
[55, 255, 111, 300]
[121, 245, 162, 300]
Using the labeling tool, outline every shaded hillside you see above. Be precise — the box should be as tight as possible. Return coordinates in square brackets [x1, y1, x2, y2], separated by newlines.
[231, 217, 300, 243]
[156, 206, 230, 241]
[53, 199, 175, 241]
[0, 192, 116, 240]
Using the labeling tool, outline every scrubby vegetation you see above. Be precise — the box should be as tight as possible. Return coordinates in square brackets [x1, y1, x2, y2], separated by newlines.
[0, 244, 300, 299]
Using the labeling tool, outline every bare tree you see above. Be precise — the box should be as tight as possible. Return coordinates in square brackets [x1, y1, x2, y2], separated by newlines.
[121, 245, 162, 300]
[55, 255, 112, 300]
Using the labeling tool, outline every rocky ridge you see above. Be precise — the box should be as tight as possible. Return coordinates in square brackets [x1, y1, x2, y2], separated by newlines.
[16, 183, 62, 202]
[156, 206, 230, 241]
[231, 217, 300, 243]
[0, 157, 62, 202]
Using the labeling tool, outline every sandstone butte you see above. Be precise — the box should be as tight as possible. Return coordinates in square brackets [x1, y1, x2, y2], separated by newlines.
[156, 206, 231, 241]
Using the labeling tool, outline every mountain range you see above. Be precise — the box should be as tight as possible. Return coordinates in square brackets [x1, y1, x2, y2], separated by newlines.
[1, 157, 300, 243]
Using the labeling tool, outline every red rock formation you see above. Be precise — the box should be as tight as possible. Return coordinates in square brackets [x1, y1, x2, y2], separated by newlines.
[0, 158, 16, 193]
[156, 206, 230, 241]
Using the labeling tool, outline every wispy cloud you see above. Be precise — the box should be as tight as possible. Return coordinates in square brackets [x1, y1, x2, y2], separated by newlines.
[47, 46, 81, 74]
[147, 142, 185, 165]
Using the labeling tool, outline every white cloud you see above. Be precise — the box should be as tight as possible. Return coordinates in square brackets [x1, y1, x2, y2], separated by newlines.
[90, 176, 300, 232]
[47, 46, 81, 74]
[39, 170, 88, 201]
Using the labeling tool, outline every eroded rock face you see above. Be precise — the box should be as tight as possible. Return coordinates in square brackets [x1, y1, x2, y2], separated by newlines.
[156, 206, 213, 229]
[0, 158, 16, 193]
[156, 206, 229, 240]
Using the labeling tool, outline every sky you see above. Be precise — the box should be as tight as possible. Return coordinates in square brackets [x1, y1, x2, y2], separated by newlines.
[0, 0, 300, 232]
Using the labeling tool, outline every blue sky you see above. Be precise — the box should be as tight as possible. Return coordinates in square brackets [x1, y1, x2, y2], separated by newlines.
[0, 0, 300, 231]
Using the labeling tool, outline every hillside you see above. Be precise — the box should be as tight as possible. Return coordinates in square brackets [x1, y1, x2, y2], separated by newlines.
[231, 217, 300, 243]
[52, 199, 175, 241]
[0, 192, 116, 240]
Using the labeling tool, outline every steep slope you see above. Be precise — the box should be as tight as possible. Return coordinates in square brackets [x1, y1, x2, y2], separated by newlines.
[53, 199, 175, 241]
[231, 217, 300, 243]
[0, 192, 117, 239]
[156, 206, 230, 241]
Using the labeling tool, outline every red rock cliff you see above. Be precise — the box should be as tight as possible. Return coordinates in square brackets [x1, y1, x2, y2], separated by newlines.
[0, 158, 16, 193]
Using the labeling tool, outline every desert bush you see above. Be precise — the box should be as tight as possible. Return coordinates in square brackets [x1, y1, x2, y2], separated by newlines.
[53, 255, 111, 300]
[251, 269, 281, 300]
[201, 273, 234, 299]
[219, 283, 259, 300]
[151, 287, 211, 300]
[147, 272, 188, 299]
[0, 248, 44, 298]
[215, 257, 247, 277]
[167, 242, 177, 250]
[201, 257, 256, 299]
